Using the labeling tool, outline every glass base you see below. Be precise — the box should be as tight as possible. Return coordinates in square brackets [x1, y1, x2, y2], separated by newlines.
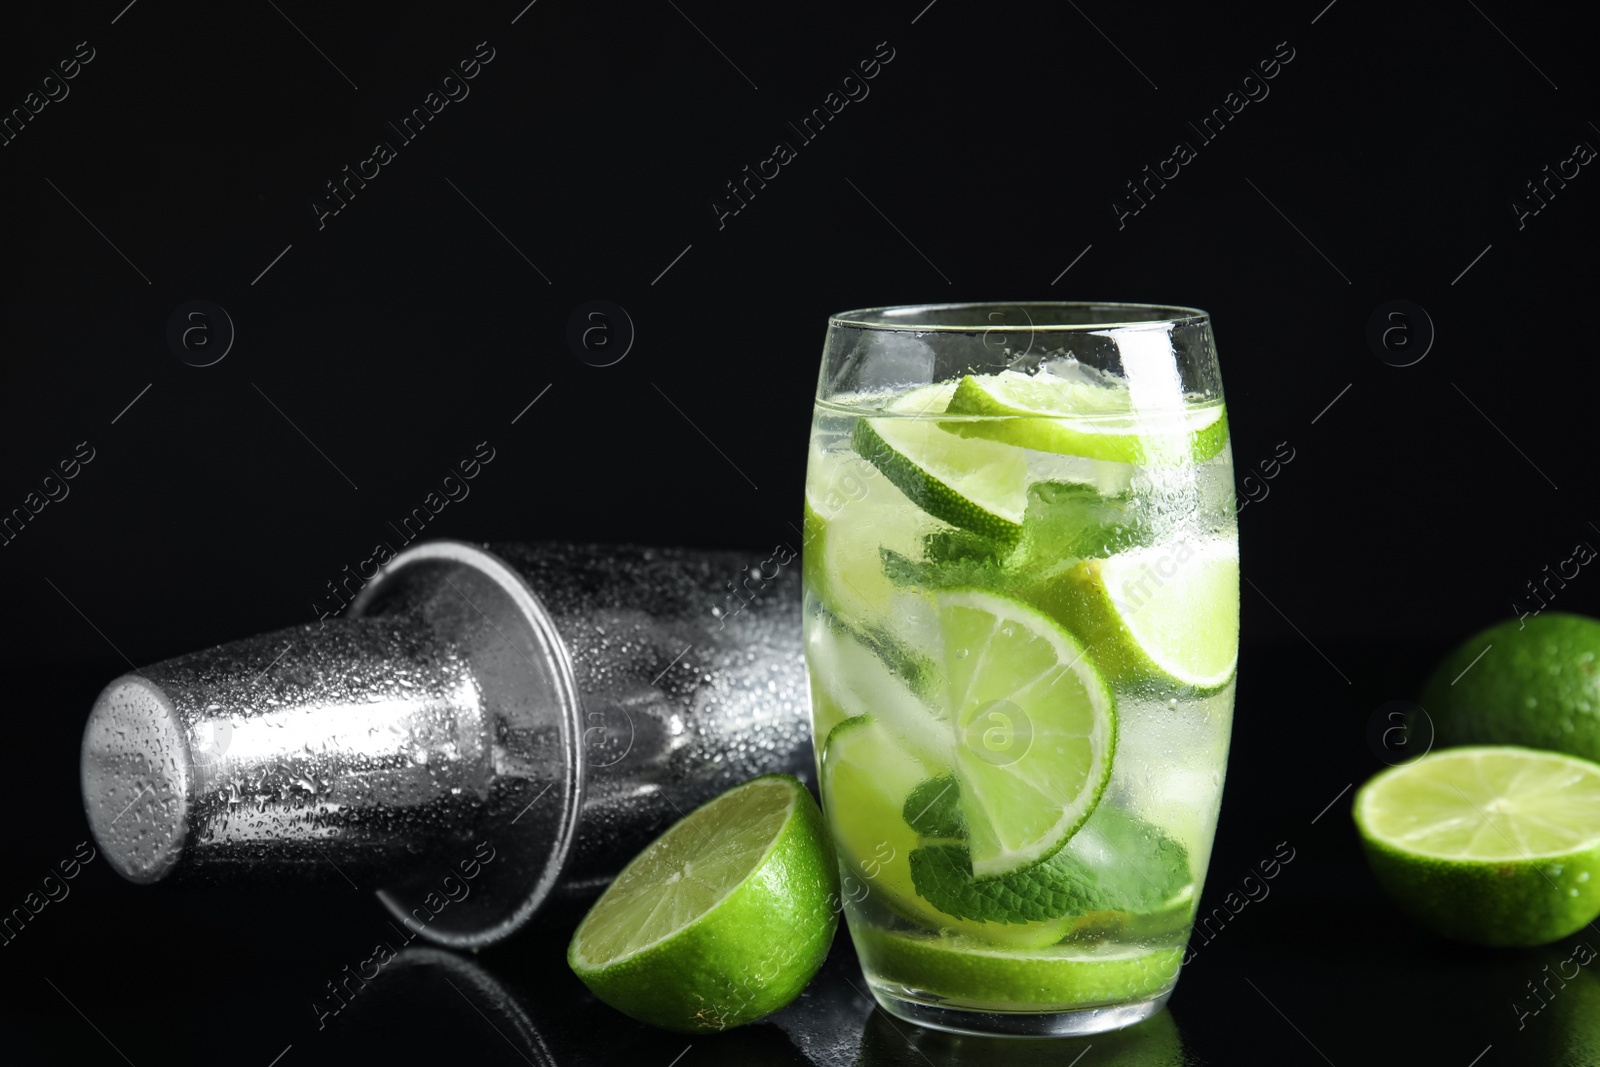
[870, 983, 1172, 1038]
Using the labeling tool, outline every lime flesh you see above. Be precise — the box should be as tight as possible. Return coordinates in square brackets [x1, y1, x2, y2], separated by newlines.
[568, 775, 838, 1031]
[1354, 746, 1600, 946]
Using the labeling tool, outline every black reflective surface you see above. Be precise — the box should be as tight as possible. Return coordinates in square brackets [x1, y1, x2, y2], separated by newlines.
[9, 642, 1600, 1065]
[4, 2, 1600, 1061]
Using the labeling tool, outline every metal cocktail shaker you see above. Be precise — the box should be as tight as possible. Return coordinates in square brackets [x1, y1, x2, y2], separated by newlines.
[79, 540, 808, 947]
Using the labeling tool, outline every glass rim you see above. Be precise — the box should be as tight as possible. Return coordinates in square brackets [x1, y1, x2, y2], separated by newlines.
[828, 301, 1210, 333]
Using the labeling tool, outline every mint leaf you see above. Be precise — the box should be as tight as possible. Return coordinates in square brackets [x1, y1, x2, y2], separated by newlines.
[903, 776, 965, 839]
[907, 807, 1193, 926]
[879, 543, 1008, 592]
[909, 844, 1109, 924]
[878, 482, 1147, 597]
[1065, 808, 1190, 913]
[924, 529, 1006, 566]
[1015, 481, 1146, 565]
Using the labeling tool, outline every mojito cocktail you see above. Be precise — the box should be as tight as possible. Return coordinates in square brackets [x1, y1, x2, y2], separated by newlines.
[803, 303, 1238, 1035]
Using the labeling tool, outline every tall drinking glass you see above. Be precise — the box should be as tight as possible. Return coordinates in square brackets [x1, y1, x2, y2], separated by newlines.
[802, 303, 1238, 1036]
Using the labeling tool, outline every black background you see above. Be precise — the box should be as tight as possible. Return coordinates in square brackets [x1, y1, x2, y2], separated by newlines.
[2, 1, 1598, 1064]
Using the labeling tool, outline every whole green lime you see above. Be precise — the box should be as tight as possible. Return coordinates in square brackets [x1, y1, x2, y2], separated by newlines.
[1421, 613, 1600, 761]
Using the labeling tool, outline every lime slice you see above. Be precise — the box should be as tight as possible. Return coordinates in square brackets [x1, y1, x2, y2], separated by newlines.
[567, 775, 838, 1032]
[854, 927, 1182, 1009]
[945, 371, 1229, 465]
[1353, 746, 1600, 946]
[803, 442, 937, 627]
[937, 589, 1116, 877]
[821, 716, 1078, 948]
[851, 414, 1032, 543]
[1025, 538, 1238, 691]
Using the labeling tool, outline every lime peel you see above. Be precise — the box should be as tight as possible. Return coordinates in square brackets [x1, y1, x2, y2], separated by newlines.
[852, 418, 1029, 543]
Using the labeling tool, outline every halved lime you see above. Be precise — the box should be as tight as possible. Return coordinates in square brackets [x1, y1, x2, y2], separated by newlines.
[1025, 537, 1238, 691]
[851, 408, 1032, 543]
[567, 775, 838, 1031]
[1354, 746, 1600, 946]
[945, 371, 1229, 465]
[821, 716, 1077, 948]
[855, 927, 1182, 1008]
[938, 589, 1116, 877]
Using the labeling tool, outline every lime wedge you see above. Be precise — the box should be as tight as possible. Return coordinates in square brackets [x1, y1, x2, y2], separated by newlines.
[945, 371, 1229, 465]
[821, 716, 1077, 948]
[851, 415, 1031, 543]
[568, 775, 838, 1031]
[1026, 538, 1238, 691]
[1354, 746, 1600, 946]
[854, 927, 1181, 1009]
[937, 589, 1116, 877]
